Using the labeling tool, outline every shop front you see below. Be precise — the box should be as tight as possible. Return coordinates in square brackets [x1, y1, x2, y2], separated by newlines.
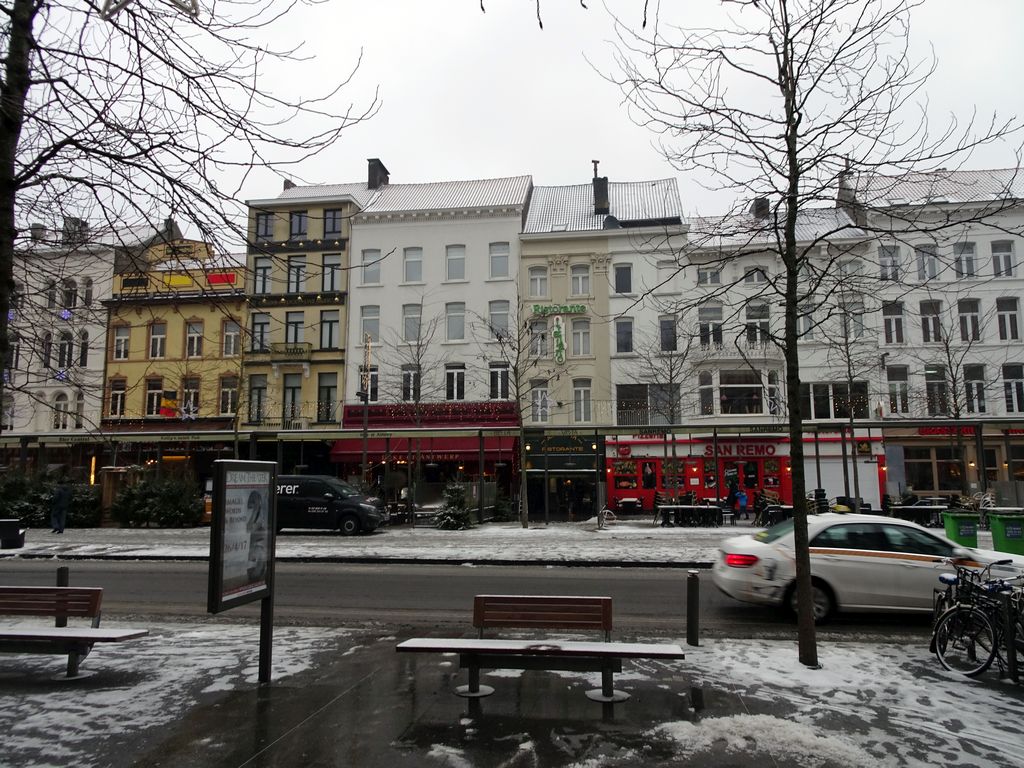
[522, 432, 603, 523]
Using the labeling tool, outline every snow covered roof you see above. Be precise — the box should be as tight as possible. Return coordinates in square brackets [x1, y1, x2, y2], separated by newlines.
[854, 167, 1024, 207]
[250, 182, 378, 209]
[357, 175, 533, 215]
[686, 207, 868, 250]
[524, 178, 683, 234]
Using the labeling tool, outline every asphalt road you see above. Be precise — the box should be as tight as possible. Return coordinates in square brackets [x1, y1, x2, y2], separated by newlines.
[0, 559, 933, 640]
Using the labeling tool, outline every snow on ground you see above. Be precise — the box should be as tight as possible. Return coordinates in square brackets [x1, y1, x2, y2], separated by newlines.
[2, 625, 1022, 768]
[1, 519, 999, 566]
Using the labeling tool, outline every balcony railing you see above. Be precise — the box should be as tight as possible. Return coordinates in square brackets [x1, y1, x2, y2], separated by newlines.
[693, 341, 784, 362]
[270, 342, 312, 362]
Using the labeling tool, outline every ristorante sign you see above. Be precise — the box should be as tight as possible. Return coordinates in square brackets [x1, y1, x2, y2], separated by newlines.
[532, 303, 587, 316]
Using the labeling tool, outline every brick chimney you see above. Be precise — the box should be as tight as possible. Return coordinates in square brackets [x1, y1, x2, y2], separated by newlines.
[30, 223, 46, 242]
[592, 160, 609, 216]
[61, 217, 88, 245]
[368, 158, 390, 190]
[283, 179, 296, 191]
[836, 161, 865, 226]
[749, 197, 770, 219]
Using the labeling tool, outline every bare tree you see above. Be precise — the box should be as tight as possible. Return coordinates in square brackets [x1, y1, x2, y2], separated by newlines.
[608, 0, 1021, 666]
[0, 0, 377, 394]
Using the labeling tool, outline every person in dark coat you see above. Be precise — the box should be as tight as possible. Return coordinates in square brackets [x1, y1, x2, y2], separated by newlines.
[51, 478, 72, 534]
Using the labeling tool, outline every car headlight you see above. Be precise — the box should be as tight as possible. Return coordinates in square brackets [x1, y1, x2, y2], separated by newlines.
[358, 503, 378, 513]
[761, 558, 778, 581]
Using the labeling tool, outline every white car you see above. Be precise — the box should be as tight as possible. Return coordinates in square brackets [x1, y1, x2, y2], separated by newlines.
[712, 512, 1024, 622]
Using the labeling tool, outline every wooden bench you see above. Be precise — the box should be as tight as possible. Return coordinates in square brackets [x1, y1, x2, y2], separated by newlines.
[396, 594, 685, 703]
[0, 518, 26, 549]
[0, 586, 149, 677]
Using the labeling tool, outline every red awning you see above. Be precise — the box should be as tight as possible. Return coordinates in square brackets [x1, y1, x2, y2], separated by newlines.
[330, 435, 517, 462]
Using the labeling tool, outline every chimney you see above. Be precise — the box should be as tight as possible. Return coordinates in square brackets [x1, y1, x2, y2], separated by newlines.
[367, 158, 390, 190]
[283, 179, 296, 191]
[164, 217, 176, 238]
[30, 223, 46, 242]
[749, 197, 770, 219]
[592, 160, 610, 216]
[836, 162, 865, 226]
[61, 217, 88, 246]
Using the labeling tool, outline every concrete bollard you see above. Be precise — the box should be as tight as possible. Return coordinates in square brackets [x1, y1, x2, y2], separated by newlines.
[56, 566, 69, 628]
[686, 569, 700, 647]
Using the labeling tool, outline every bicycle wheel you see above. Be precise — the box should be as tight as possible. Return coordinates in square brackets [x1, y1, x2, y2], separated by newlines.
[933, 606, 997, 677]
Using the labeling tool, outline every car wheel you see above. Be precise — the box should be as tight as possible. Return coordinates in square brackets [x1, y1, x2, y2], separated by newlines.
[786, 579, 836, 624]
[339, 515, 360, 536]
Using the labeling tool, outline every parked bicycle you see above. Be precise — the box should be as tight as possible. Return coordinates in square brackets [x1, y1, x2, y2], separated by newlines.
[930, 558, 1024, 677]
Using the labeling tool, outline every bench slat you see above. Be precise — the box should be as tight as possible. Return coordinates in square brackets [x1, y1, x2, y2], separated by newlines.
[0, 587, 102, 618]
[0, 628, 149, 643]
[396, 637, 686, 659]
[474, 595, 612, 632]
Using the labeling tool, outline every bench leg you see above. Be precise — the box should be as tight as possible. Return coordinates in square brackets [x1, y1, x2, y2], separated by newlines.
[454, 656, 494, 698]
[67, 651, 81, 678]
[584, 662, 629, 703]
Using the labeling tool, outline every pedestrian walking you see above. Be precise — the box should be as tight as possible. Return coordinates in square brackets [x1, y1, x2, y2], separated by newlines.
[51, 477, 72, 534]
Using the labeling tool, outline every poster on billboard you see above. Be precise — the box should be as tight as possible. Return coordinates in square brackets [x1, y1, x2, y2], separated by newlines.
[207, 460, 277, 613]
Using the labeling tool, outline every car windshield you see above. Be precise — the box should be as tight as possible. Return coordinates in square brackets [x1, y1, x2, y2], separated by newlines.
[324, 479, 359, 498]
[754, 518, 794, 543]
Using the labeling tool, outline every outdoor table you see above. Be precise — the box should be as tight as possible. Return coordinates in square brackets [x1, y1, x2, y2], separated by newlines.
[617, 497, 642, 514]
[657, 504, 723, 527]
[888, 505, 946, 528]
[764, 505, 794, 527]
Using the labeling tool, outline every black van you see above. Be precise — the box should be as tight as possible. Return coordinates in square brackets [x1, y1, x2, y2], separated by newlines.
[276, 475, 383, 535]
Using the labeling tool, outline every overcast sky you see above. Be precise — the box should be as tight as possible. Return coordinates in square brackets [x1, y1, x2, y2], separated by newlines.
[240, 0, 1024, 216]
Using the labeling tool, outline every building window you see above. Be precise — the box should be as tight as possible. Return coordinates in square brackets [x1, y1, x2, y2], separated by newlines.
[282, 373, 302, 422]
[109, 379, 126, 417]
[286, 256, 306, 293]
[255, 212, 273, 238]
[404, 247, 423, 283]
[998, 297, 1020, 341]
[489, 242, 510, 279]
[882, 302, 904, 344]
[322, 254, 341, 292]
[530, 381, 550, 423]
[285, 311, 304, 344]
[361, 305, 380, 344]
[800, 381, 870, 419]
[528, 266, 548, 298]
[401, 365, 421, 402]
[359, 365, 379, 403]
[489, 300, 509, 339]
[699, 371, 714, 415]
[248, 375, 267, 423]
[149, 322, 166, 359]
[446, 302, 465, 342]
[660, 316, 677, 352]
[82, 278, 93, 307]
[220, 376, 238, 416]
[570, 264, 590, 296]
[317, 372, 338, 421]
[223, 320, 240, 357]
[254, 256, 272, 294]
[61, 279, 77, 310]
[446, 244, 466, 281]
[916, 244, 938, 281]
[767, 370, 781, 415]
[744, 267, 767, 284]
[925, 365, 948, 416]
[320, 310, 339, 349]
[530, 319, 548, 356]
[78, 331, 89, 366]
[840, 299, 865, 340]
[186, 321, 203, 358]
[489, 362, 510, 400]
[920, 300, 942, 343]
[720, 370, 763, 414]
[361, 249, 381, 285]
[1004, 364, 1024, 413]
[697, 267, 721, 285]
[57, 331, 73, 368]
[571, 319, 591, 356]
[573, 378, 592, 422]
[965, 364, 986, 414]
[289, 210, 307, 240]
[993, 240, 1015, 278]
[181, 377, 200, 418]
[615, 318, 633, 354]
[887, 366, 909, 414]
[46, 280, 56, 309]
[323, 208, 342, 238]
[53, 393, 70, 430]
[402, 304, 421, 342]
[251, 313, 270, 352]
[797, 299, 815, 340]
[699, 303, 723, 347]
[879, 245, 901, 280]
[41, 332, 52, 368]
[145, 379, 163, 417]
[614, 264, 632, 293]
[445, 364, 466, 401]
[745, 301, 770, 344]
[954, 242, 977, 278]
[958, 299, 981, 342]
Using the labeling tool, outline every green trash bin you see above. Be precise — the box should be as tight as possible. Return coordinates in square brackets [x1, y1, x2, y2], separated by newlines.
[989, 511, 1024, 555]
[942, 511, 979, 548]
